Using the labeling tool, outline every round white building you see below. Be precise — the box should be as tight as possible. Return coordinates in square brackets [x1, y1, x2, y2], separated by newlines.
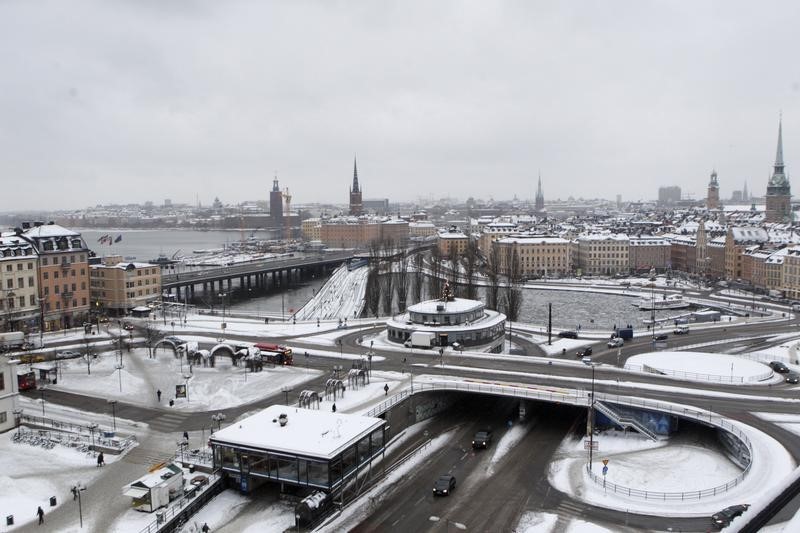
[385, 284, 506, 352]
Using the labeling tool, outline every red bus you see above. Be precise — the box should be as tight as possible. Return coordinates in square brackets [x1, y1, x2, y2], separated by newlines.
[17, 371, 36, 391]
[254, 343, 294, 366]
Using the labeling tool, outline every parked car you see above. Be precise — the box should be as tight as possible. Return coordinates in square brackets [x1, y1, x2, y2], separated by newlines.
[654, 334, 669, 341]
[472, 429, 493, 449]
[576, 347, 593, 358]
[769, 361, 790, 374]
[558, 331, 578, 339]
[711, 504, 749, 529]
[122, 323, 135, 331]
[607, 337, 624, 348]
[785, 373, 799, 384]
[433, 475, 456, 496]
[56, 350, 81, 360]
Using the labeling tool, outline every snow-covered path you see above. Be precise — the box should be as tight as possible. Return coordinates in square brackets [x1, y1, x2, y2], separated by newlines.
[295, 264, 368, 321]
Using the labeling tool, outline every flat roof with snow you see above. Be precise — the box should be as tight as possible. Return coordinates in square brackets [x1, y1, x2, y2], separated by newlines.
[210, 404, 384, 460]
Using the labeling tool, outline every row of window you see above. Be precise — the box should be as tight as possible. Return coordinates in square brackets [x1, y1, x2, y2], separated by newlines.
[3, 262, 34, 271]
[39, 239, 84, 252]
[0, 295, 36, 310]
[43, 282, 86, 295]
[4, 276, 35, 289]
[44, 297, 87, 311]
[41, 254, 86, 265]
[1, 248, 33, 257]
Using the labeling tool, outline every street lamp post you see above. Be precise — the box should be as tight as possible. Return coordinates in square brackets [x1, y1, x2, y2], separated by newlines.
[218, 293, 227, 341]
[211, 412, 226, 432]
[583, 358, 597, 472]
[183, 374, 191, 403]
[38, 386, 46, 417]
[87, 422, 98, 450]
[12, 408, 23, 434]
[74, 482, 86, 528]
[108, 399, 117, 431]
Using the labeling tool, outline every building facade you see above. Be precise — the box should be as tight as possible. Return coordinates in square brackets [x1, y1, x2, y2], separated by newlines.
[492, 236, 572, 277]
[90, 256, 162, 316]
[628, 237, 671, 272]
[23, 223, 91, 331]
[575, 234, 630, 276]
[0, 235, 39, 333]
[707, 170, 720, 209]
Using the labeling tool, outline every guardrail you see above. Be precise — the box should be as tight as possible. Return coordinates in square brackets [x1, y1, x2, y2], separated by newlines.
[629, 363, 773, 385]
[369, 380, 754, 501]
[136, 474, 224, 533]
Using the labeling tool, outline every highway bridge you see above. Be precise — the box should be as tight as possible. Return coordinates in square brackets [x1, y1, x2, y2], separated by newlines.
[160, 251, 354, 301]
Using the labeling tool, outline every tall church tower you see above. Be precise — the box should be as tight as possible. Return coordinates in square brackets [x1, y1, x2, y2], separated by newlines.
[765, 118, 791, 223]
[534, 174, 545, 212]
[349, 157, 363, 216]
[270, 175, 283, 225]
[706, 169, 720, 209]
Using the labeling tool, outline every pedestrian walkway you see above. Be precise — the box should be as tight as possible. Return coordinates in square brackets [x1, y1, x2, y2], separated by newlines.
[148, 411, 191, 433]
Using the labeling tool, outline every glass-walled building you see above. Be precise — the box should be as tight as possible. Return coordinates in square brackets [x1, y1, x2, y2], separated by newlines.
[210, 405, 386, 494]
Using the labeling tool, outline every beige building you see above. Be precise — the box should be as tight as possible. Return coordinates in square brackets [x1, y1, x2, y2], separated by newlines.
[724, 227, 769, 281]
[438, 230, 469, 256]
[408, 221, 437, 239]
[90, 256, 162, 316]
[575, 234, 629, 276]
[23, 223, 91, 331]
[301, 218, 321, 242]
[318, 217, 409, 249]
[492, 236, 572, 277]
[0, 235, 39, 333]
[0, 357, 21, 433]
[782, 247, 800, 300]
[628, 237, 671, 272]
[478, 223, 518, 255]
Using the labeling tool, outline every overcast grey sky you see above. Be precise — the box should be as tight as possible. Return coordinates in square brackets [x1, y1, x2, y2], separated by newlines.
[1, 1, 799, 211]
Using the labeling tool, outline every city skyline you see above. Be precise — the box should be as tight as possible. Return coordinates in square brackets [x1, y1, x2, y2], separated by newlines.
[0, 1, 798, 211]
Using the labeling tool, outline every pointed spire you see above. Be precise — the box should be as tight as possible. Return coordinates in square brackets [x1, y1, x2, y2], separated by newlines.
[776, 114, 784, 170]
[352, 156, 360, 193]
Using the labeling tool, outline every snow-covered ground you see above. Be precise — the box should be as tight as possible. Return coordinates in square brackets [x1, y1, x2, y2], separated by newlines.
[295, 264, 368, 321]
[0, 429, 118, 532]
[625, 351, 773, 384]
[48, 346, 322, 412]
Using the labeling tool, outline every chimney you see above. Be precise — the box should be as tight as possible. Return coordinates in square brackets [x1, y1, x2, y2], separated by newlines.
[21, 222, 30, 230]
[33, 221, 43, 227]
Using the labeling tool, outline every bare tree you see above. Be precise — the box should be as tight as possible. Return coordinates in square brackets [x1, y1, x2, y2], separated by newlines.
[365, 267, 381, 318]
[463, 240, 479, 300]
[429, 246, 443, 299]
[412, 252, 424, 304]
[395, 256, 410, 312]
[485, 245, 502, 311]
[504, 246, 523, 322]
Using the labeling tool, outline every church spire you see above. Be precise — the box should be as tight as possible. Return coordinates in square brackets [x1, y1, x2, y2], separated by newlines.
[352, 156, 360, 193]
[775, 115, 785, 175]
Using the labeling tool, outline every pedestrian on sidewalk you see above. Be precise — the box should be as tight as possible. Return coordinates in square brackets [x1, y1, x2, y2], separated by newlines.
[71, 486, 78, 500]
[201, 523, 210, 533]
[97, 452, 105, 467]
[36, 506, 44, 525]
[183, 431, 189, 443]
[157, 389, 162, 402]
[332, 403, 336, 413]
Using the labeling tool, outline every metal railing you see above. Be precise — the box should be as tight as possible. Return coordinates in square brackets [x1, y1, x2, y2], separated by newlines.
[626, 363, 774, 385]
[136, 474, 224, 533]
[592, 401, 658, 441]
[369, 379, 754, 502]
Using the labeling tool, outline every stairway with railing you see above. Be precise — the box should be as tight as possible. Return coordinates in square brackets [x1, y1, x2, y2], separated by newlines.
[591, 401, 659, 442]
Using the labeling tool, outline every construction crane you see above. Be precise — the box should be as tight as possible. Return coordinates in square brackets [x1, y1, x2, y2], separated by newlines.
[283, 187, 292, 240]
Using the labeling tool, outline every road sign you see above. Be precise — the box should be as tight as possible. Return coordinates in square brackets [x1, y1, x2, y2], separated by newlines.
[583, 439, 598, 451]
[602, 459, 609, 466]
[602, 466, 608, 476]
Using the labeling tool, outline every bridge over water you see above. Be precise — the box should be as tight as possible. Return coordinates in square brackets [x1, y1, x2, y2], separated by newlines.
[161, 251, 354, 301]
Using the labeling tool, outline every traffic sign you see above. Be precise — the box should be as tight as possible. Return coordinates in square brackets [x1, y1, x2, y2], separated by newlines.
[602, 466, 608, 476]
[602, 459, 609, 466]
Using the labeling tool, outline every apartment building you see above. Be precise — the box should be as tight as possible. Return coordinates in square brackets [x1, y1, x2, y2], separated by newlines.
[318, 218, 409, 249]
[628, 237, 671, 272]
[575, 234, 629, 276]
[438, 229, 469, 257]
[0, 357, 20, 433]
[90, 256, 162, 316]
[23, 223, 91, 331]
[0, 235, 39, 332]
[492, 236, 572, 277]
[477, 223, 518, 255]
[301, 218, 321, 242]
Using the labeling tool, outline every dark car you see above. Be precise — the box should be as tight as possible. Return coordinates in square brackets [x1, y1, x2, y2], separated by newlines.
[785, 373, 799, 384]
[654, 334, 668, 341]
[472, 430, 493, 449]
[433, 475, 456, 496]
[558, 331, 578, 339]
[711, 504, 749, 529]
[769, 361, 790, 374]
[123, 323, 135, 331]
[576, 347, 593, 358]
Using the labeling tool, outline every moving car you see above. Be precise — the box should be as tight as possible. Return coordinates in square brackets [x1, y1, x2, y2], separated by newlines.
[123, 323, 135, 331]
[607, 337, 624, 348]
[769, 361, 790, 374]
[785, 373, 799, 384]
[654, 334, 669, 341]
[472, 430, 493, 449]
[433, 475, 456, 496]
[576, 347, 593, 358]
[558, 331, 578, 339]
[711, 504, 749, 529]
[673, 326, 690, 335]
[56, 350, 82, 360]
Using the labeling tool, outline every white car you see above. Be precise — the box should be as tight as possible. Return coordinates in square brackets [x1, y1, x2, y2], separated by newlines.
[607, 337, 624, 348]
[56, 350, 82, 360]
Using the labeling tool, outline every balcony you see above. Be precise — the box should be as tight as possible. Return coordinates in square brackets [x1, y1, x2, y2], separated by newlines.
[60, 261, 71, 271]
[61, 291, 74, 300]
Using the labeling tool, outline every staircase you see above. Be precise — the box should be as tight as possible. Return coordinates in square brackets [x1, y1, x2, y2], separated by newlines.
[593, 401, 659, 442]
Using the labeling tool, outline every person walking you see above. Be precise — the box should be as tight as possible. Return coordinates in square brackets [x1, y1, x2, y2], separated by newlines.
[331, 403, 336, 413]
[201, 523, 210, 533]
[97, 452, 105, 467]
[157, 389, 162, 402]
[36, 506, 44, 525]
[71, 486, 78, 500]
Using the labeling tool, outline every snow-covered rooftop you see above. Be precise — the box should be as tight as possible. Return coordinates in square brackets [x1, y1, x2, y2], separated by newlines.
[408, 297, 483, 314]
[210, 405, 384, 460]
